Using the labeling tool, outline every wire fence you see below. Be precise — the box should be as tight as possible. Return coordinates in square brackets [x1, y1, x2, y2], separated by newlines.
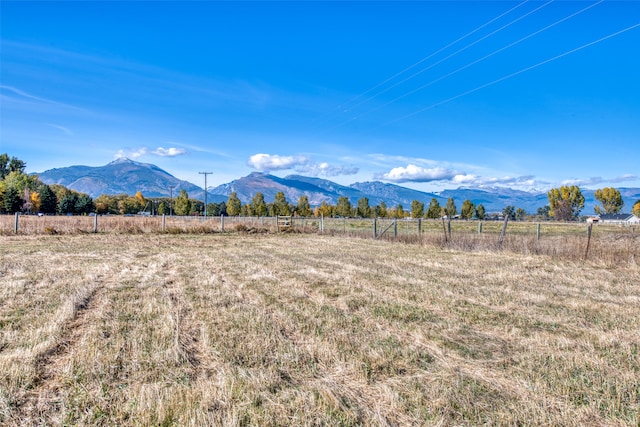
[2, 213, 638, 265]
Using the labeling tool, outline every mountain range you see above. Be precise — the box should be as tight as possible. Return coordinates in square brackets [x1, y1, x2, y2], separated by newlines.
[36, 158, 640, 214]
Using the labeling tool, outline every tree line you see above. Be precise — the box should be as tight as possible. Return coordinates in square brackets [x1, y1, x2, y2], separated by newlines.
[2, 153, 639, 220]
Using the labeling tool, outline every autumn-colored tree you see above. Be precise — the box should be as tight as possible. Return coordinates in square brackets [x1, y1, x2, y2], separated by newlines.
[226, 192, 242, 216]
[632, 200, 640, 218]
[393, 203, 405, 218]
[515, 207, 527, 221]
[475, 204, 486, 220]
[410, 200, 424, 219]
[315, 201, 333, 217]
[460, 199, 475, 220]
[548, 185, 584, 221]
[594, 187, 623, 215]
[297, 195, 311, 217]
[426, 198, 442, 219]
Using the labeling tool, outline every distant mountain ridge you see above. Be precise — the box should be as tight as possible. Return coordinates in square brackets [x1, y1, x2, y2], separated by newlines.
[36, 159, 640, 214]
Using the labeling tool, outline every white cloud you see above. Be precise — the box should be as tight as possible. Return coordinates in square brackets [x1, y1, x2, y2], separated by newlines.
[377, 164, 457, 183]
[152, 147, 187, 157]
[115, 147, 148, 159]
[561, 175, 638, 187]
[247, 153, 309, 171]
[115, 146, 187, 160]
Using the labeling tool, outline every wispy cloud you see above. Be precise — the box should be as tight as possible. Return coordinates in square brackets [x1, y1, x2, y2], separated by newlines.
[152, 147, 187, 157]
[0, 85, 83, 110]
[46, 123, 74, 135]
[561, 174, 638, 187]
[115, 146, 187, 160]
[248, 153, 359, 177]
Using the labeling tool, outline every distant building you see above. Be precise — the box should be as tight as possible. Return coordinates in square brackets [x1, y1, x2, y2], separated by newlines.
[597, 213, 640, 225]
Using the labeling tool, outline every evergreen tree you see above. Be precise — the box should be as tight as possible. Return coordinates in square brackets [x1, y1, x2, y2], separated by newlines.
[335, 196, 352, 217]
[38, 184, 58, 214]
[297, 195, 311, 217]
[444, 197, 457, 218]
[476, 204, 486, 220]
[356, 197, 371, 218]
[3, 186, 22, 213]
[426, 198, 442, 219]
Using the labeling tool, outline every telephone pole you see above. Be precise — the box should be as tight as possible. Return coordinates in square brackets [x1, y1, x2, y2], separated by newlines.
[199, 172, 213, 216]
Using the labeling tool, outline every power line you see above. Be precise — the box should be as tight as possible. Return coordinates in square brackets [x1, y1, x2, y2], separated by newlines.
[381, 22, 640, 128]
[317, 0, 531, 121]
[354, 0, 604, 121]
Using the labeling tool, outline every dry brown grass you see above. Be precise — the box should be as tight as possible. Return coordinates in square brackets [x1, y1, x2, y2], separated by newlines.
[1, 233, 638, 426]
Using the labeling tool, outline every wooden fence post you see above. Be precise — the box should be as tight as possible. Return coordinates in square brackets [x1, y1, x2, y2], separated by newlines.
[373, 218, 377, 238]
[584, 222, 593, 260]
[442, 218, 448, 242]
[94, 214, 98, 233]
[498, 215, 509, 248]
[220, 214, 224, 232]
[394, 219, 397, 238]
[478, 221, 482, 234]
[320, 214, 324, 233]
[14, 212, 19, 233]
[447, 218, 452, 239]
[161, 214, 165, 232]
[536, 223, 541, 241]
[418, 218, 422, 236]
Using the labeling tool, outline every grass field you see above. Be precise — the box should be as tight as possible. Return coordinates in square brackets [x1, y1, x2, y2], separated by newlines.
[1, 233, 639, 426]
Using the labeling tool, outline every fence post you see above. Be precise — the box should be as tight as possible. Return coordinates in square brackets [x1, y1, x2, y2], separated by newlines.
[14, 212, 19, 233]
[162, 214, 166, 232]
[536, 223, 541, 241]
[447, 218, 451, 239]
[418, 218, 422, 236]
[276, 216, 280, 232]
[343, 217, 346, 234]
[373, 217, 377, 238]
[498, 215, 509, 248]
[320, 214, 324, 233]
[394, 219, 397, 238]
[584, 222, 593, 260]
[478, 221, 482, 234]
[94, 214, 98, 233]
[220, 214, 224, 232]
[442, 218, 448, 242]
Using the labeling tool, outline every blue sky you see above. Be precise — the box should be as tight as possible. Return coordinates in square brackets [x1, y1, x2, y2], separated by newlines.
[1, 1, 639, 193]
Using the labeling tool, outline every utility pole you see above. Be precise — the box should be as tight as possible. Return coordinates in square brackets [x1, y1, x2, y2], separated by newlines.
[168, 185, 175, 216]
[199, 172, 213, 216]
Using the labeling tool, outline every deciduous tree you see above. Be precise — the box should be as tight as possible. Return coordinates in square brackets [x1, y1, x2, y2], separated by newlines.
[297, 195, 311, 217]
[272, 192, 290, 216]
[633, 200, 640, 218]
[335, 196, 352, 217]
[226, 192, 242, 216]
[251, 192, 268, 217]
[410, 200, 424, 219]
[548, 185, 584, 221]
[175, 190, 193, 216]
[475, 204, 486, 220]
[594, 187, 623, 214]
[460, 199, 475, 220]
